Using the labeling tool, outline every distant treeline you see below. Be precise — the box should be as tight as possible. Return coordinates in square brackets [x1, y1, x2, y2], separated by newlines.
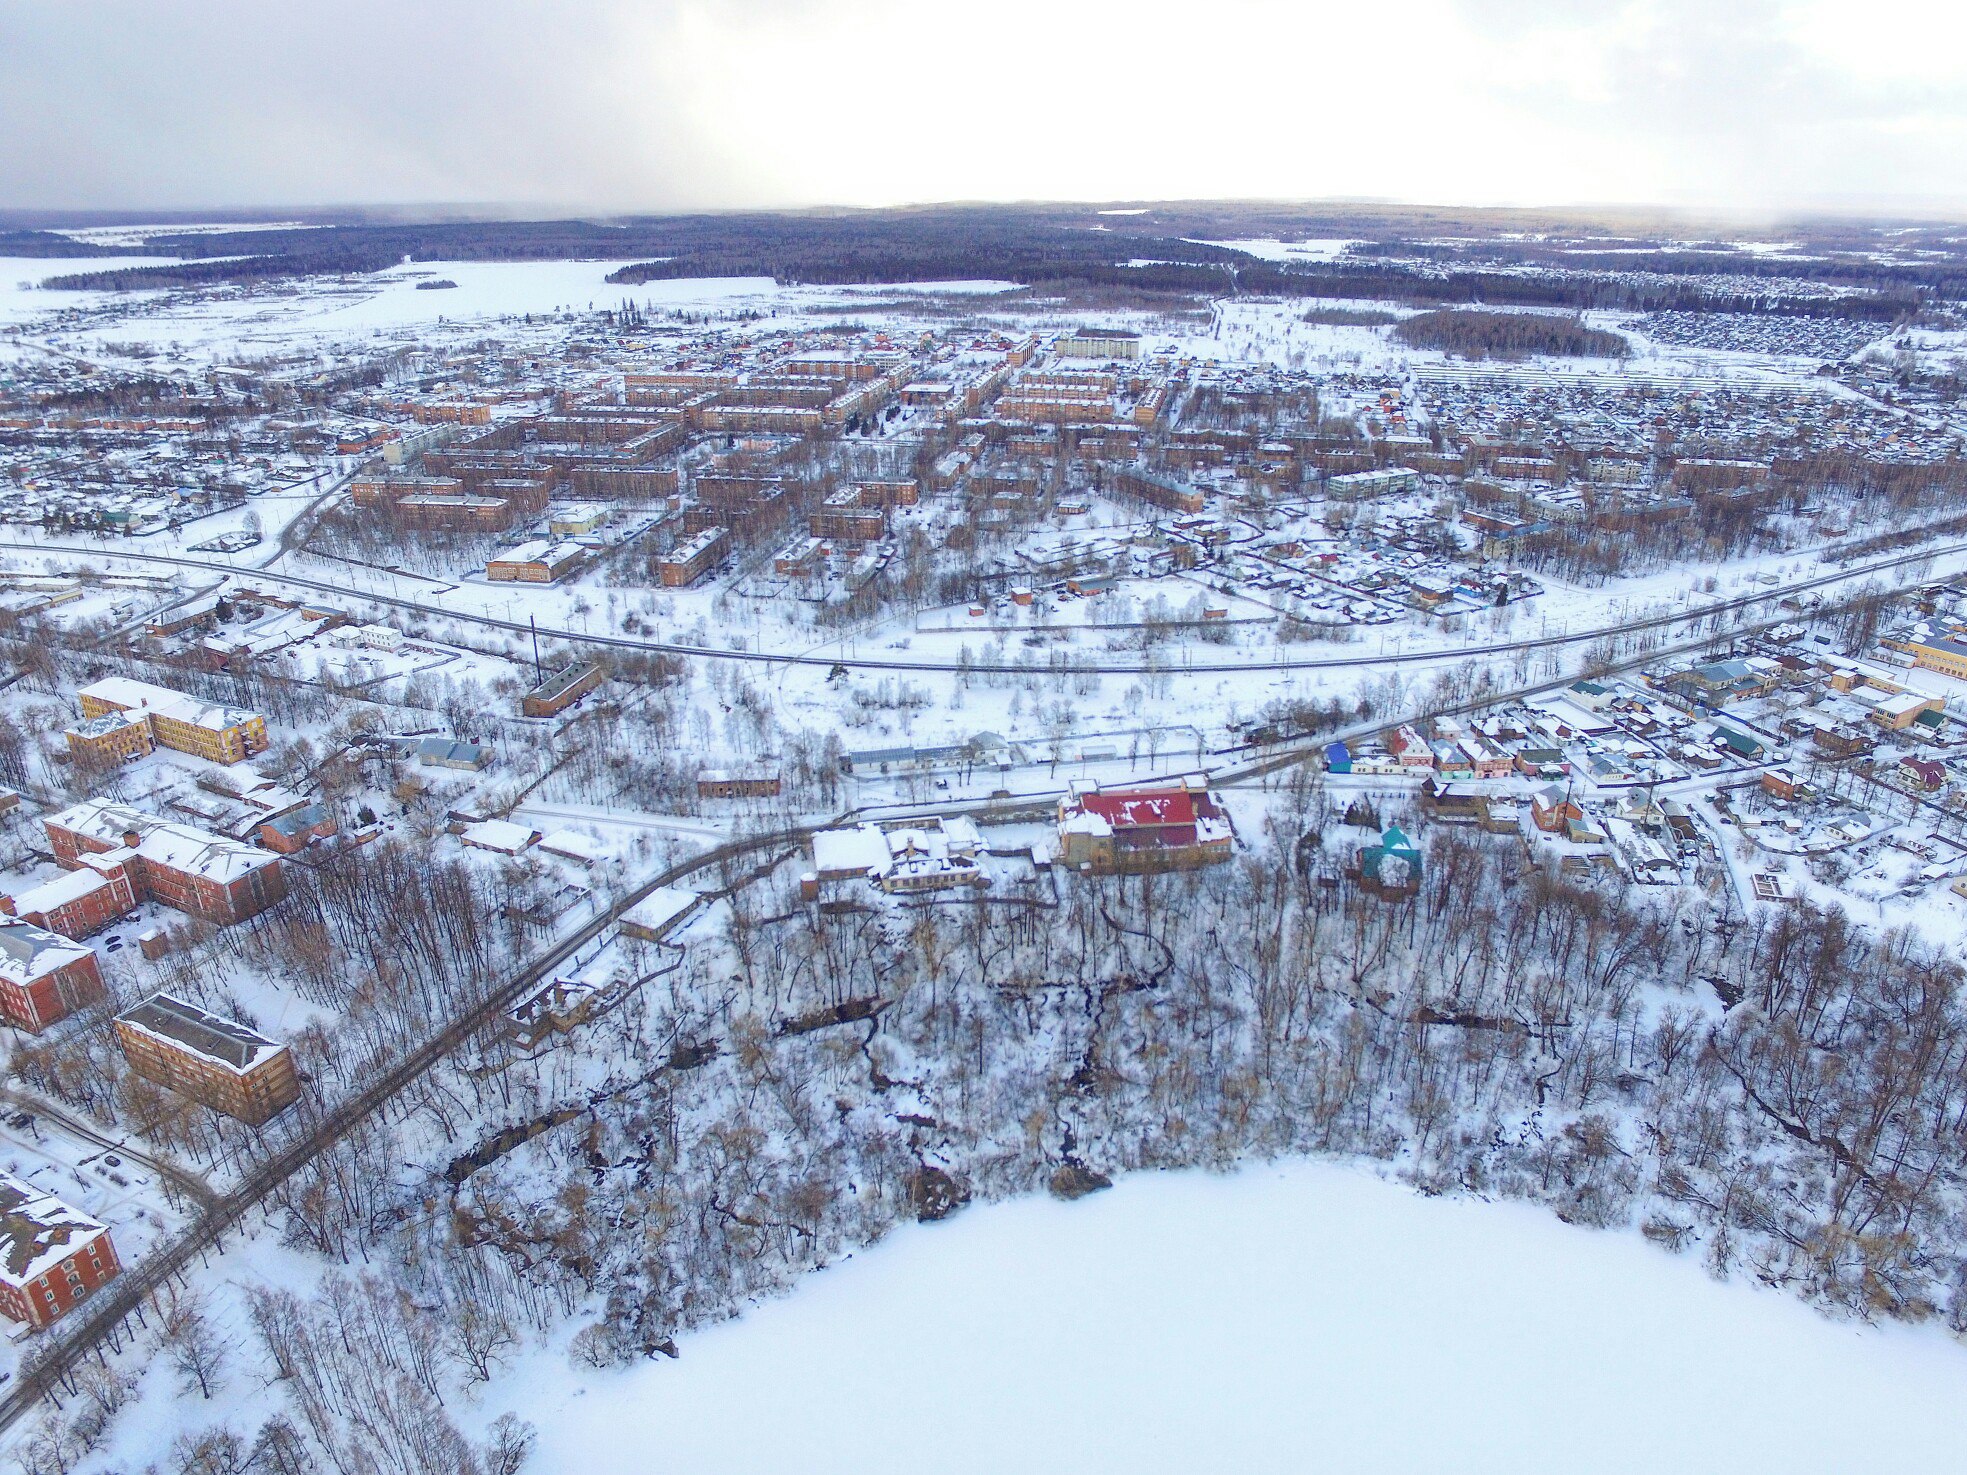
[1268, 262, 1918, 321]
[1353, 236, 1967, 302]
[37, 211, 1243, 293]
[25, 208, 1942, 322]
[1392, 308, 1631, 360]
[0, 229, 129, 258]
[1300, 306, 1399, 326]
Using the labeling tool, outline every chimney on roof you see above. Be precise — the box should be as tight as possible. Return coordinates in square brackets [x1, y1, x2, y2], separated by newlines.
[0, 897, 13, 917]
[122, 829, 142, 850]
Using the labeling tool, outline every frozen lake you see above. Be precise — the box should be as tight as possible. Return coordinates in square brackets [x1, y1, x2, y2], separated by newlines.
[510, 1159, 1967, 1473]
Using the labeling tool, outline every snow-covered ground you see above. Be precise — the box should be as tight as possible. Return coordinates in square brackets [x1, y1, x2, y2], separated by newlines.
[507, 1160, 1967, 1473]
[1194, 237, 1360, 262]
[0, 255, 179, 330]
[0, 255, 1020, 369]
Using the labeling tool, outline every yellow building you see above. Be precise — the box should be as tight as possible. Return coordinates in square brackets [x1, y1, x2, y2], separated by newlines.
[1881, 633, 1967, 682]
[64, 709, 155, 766]
[75, 678, 267, 765]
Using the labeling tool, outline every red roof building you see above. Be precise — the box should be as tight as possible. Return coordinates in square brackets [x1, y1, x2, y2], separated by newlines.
[1057, 777, 1234, 874]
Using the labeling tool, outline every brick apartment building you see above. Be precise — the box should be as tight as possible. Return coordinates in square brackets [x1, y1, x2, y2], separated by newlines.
[521, 661, 607, 718]
[0, 1172, 119, 1328]
[393, 492, 516, 531]
[0, 919, 107, 1033]
[114, 993, 302, 1125]
[487, 540, 588, 584]
[70, 678, 267, 766]
[696, 769, 782, 799]
[2, 853, 139, 938]
[809, 488, 888, 543]
[43, 799, 288, 926]
[659, 526, 727, 587]
[350, 473, 465, 508]
[855, 480, 920, 508]
[1104, 465, 1206, 515]
[63, 708, 154, 767]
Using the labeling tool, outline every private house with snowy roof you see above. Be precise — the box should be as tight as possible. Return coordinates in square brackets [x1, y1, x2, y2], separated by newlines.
[114, 993, 300, 1125]
[1386, 724, 1435, 768]
[0, 1170, 119, 1328]
[1055, 776, 1234, 874]
[806, 817, 986, 897]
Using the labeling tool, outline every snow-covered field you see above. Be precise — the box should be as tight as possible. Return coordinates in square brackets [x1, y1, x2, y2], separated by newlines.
[0, 255, 1020, 368]
[0, 255, 178, 329]
[509, 1161, 1967, 1473]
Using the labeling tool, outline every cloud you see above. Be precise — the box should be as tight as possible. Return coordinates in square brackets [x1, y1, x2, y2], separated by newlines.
[1, 0, 1963, 214]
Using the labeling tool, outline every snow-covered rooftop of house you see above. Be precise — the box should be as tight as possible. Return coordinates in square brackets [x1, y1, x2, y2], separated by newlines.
[812, 819, 983, 882]
[0, 1169, 109, 1289]
[812, 824, 895, 878]
[117, 992, 284, 1074]
[459, 818, 539, 854]
[491, 538, 586, 566]
[538, 829, 600, 862]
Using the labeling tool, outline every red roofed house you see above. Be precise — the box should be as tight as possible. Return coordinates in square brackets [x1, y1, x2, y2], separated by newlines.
[1530, 785, 1584, 835]
[1056, 776, 1234, 874]
[1387, 725, 1435, 768]
[0, 1170, 119, 1328]
[1900, 758, 1947, 793]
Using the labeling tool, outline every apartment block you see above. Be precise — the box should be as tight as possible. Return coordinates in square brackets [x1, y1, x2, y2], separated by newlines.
[43, 799, 287, 926]
[660, 526, 727, 587]
[115, 993, 301, 1125]
[0, 1172, 119, 1328]
[73, 678, 267, 765]
[0, 919, 107, 1033]
[0, 857, 136, 942]
[487, 540, 588, 583]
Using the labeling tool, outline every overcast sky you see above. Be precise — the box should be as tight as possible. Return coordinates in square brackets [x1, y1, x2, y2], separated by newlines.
[4, 0, 1966, 217]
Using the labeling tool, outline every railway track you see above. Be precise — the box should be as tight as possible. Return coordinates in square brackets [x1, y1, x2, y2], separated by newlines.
[0, 534, 1959, 678]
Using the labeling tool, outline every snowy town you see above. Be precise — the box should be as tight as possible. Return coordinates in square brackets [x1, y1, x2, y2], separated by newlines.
[3, 179, 1967, 1472]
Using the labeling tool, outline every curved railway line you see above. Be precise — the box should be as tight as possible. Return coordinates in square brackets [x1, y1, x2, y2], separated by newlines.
[0, 534, 1960, 678]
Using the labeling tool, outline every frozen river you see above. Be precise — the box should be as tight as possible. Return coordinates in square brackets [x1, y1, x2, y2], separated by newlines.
[506, 1159, 1967, 1473]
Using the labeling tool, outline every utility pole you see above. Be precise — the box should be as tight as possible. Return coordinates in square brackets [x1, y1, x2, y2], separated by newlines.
[530, 615, 544, 685]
